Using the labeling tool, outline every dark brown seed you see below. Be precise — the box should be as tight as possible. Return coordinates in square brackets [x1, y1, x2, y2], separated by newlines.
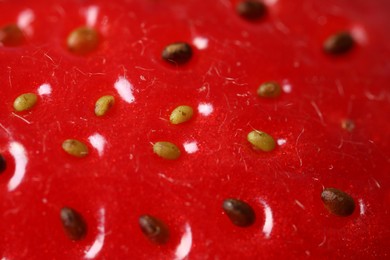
[60, 207, 87, 240]
[162, 42, 192, 64]
[67, 27, 99, 55]
[236, 0, 267, 21]
[223, 198, 256, 227]
[0, 154, 6, 173]
[341, 119, 355, 132]
[321, 188, 355, 216]
[257, 81, 282, 98]
[139, 215, 170, 244]
[323, 32, 355, 55]
[0, 24, 25, 47]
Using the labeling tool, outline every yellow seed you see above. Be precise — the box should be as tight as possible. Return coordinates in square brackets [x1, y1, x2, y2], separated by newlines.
[95, 95, 115, 116]
[247, 130, 276, 152]
[257, 81, 282, 98]
[62, 139, 89, 157]
[170, 105, 194, 124]
[67, 27, 99, 55]
[153, 142, 181, 160]
[13, 93, 38, 112]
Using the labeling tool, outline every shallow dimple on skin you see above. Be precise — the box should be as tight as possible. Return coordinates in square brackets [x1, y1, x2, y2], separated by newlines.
[62, 139, 89, 157]
[153, 142, 181, 160]
[170, 105, 194, 124]
[321, 188, 355, 216]
[95, 95, 115, 116]
[67, 26, 99, 55]
[247, 130, 276, 152]
[13, 93, 38, 112]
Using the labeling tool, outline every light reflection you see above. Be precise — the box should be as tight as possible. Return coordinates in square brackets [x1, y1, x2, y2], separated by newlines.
[277, 138, 287, 146]
[175, 223, 192, 260]
[282, 80, 292, 93]
[85, 208, 106, 259]
[193, 37, 208, 50]
[37, 83, 52, 96]
[114, 76, 135, 104]
[88, 133, 106, 157]
[85, 6, 99, 27]
[17, 9, 35, 35]
[197, 103, 213, 116]
[259, 199, 273, 239]
[359, 199, 366, 216]
[183, 141, 198, 154]
[8, 141, 28, 192]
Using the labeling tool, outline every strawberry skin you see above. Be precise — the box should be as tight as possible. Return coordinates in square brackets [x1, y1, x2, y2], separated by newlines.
[0, 0, 389, 259]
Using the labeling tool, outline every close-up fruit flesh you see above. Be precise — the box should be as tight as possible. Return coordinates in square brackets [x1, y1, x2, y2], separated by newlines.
[0, 0, 389, 259]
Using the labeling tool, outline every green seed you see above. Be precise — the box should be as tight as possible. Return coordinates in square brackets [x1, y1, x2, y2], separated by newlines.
[95, 95, 115, 117]
[170, 105, 194, 124]
[67, 27, 99, 55]
[321, 188, 355, 217]
[139, 215, 170, 244]
[13, 93, 38, 112]
[257, 81, 282, 98]
[62, 139, 89, 157]
[0, 24, 25, 47]
[153, 141, 181, 160]
[247, 130, 276, 152]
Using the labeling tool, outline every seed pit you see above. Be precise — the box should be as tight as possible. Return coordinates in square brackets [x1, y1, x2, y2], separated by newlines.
[321, 188, 355, 216]
[0, 154, 6, 173]
[60, 207, 87, 240]
[247, 130, 276, 152]
[67, 27, 99, 55]
[257, 81, 282, 98]
[323, 32, 355, 55]
[223, 198, 256, 227]
[236, 0, 267, 21]
[170, 105, 194, 124]
[62, 139, 89, 157]
[0, 24, 25, 47]
[153, 141, 181, 160]
[162, 42, 193, 64]
[139, 215, 170, 244]
[13, 93, 38, 112]
[95, 95, 115, 117]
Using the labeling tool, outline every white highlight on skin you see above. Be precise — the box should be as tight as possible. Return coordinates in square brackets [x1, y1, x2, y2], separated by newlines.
[8, 142, 28, 192]
[259, 199, 273, 239]
[175, 223, 192, 260]
[277, 139, 287, 146]
[359, 199, 366, 216]
[183, 141, 199, 154]
[264, 0, 279, 5]
[193, 37, 208, 50]
[197, 103, 214, 116]
[351, 25, 368, 45]
[282, 80, 292, 93]
[85, 208, 106, 259]
[85, 6, 99, 27]
[37, 83, 52, 96]
[114, 76, 135, 103]
[17, 9, 35, 34]
[88, 133, 106, 157]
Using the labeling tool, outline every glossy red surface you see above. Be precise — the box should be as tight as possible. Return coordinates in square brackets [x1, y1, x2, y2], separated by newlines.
[0, 0, 389, 259]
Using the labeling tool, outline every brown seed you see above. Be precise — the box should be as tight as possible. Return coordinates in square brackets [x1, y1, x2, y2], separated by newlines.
[247, 130, 276, 152]
[95, 95, 115, 117]
[60, 207, 87, 240]
[67, 27, 99, 55]
[170, 105, 194, 124]
[236, 0, 267, 21]
[0, 24, 25, 47]
[13, 93, 38, 112]
[0, 154, 6, 173]
[223, 198, 256, 227]
[341, 119, 355, 132]
[139, 215, 170, 244]
[321, 188, 355, 216]
[153, 141, 181, 160]
[257, 81, 282, 98]
[323, 32, 355, 55]
[62, 139, 89, 157]
[162, 42, 192, 64]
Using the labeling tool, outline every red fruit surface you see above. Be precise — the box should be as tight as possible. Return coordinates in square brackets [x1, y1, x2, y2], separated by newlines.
[0, 0, 389, 259]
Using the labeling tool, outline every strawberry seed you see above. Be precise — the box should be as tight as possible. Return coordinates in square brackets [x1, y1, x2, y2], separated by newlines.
[162, 42, 193, 64]
[341, 119, 355, 132]
[62, 139, 89, 157]
[0, 24, 25, 47]
[95, 95, 115, 117]
[153, 141, 181, 160]
[13, 93, 38, 112]
[236, 0, 267, 21]
[247, 130, 276, 152]
[67, 27, 99, 55]
[170, 105, 194, 124]
[139, 215, 170, 244]
[321, 188, 355, 216]
[223, 198, 256, 227]
[323, 32, 355, 55]
[257, 81, 282, 98]
[0, 154, 6, 173]
[60, 207, 87, 240]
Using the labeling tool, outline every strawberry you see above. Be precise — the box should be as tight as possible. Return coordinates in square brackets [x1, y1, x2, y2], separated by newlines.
[0, 0, 389, 259]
